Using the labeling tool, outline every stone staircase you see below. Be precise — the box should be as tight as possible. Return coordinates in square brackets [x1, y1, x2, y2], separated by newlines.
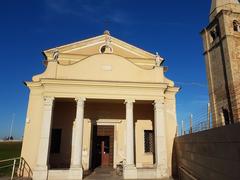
[84, 167, 122, 180]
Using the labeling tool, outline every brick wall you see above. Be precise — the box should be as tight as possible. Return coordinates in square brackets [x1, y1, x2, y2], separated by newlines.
[202, 10, 240, 126]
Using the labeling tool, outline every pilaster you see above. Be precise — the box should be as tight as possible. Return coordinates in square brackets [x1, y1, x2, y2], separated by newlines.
[70, 97, 86, 180]
[33, 96, 54, 180]
[154, 99, 168, 178]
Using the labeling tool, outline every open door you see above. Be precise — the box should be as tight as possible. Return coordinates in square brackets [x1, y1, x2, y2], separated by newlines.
[100, 137, 110, 167]
[91, 125, 114, 169]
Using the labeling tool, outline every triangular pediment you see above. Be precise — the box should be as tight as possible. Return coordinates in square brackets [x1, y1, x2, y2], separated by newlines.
[43, 32, 163, 69]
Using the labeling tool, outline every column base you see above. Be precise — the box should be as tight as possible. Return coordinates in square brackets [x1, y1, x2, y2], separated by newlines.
[32, 166, 48, 180]
[68, 167, 83, 180]
[123, 165, 137, 179]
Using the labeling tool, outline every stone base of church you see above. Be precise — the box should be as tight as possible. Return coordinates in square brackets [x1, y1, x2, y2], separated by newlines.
[123, 165, 169, 179]
[32, 166, 48, 180]
[47, 168, 83, 180]
[32, 167, 83, 180]
[155, 166, 169, 179]
[123, 165, 137, 179]
[68, 168, 83, 180]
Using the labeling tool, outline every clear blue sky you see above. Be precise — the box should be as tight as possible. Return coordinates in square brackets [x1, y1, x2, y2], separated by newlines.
[0, 0, 210, 139]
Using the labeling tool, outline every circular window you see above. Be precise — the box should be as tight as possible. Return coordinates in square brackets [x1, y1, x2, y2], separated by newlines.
[100, 45, 106, 53]
[99, 45, 113, 54]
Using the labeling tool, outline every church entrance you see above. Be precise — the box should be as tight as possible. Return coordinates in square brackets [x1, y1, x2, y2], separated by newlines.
[91, 125, 114, 169]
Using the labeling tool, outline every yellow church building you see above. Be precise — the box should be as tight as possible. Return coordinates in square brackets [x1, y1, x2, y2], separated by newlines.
[21, 31, 179, 179]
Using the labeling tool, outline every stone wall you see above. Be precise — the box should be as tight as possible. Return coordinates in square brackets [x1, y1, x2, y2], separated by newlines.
[173, 123, 240, 180]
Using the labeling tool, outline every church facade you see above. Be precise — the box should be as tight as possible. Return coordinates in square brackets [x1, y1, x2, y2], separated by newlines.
[21, 31, 179, 179]
[201, 0, 240, 126]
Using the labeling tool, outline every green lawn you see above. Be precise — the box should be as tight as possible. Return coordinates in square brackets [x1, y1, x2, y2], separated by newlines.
[0, 141, 22, 177]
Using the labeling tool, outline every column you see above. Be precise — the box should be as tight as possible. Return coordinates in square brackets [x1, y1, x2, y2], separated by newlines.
[69, 97, 86, 179]
[154, 99, 168, 177]
[123, 99, 137, 179]
[33, 96, 54, 180]
[125, 99, 135, 166]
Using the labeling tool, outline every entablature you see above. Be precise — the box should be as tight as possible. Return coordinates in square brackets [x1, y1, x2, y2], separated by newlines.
[25, 78, 173, 101]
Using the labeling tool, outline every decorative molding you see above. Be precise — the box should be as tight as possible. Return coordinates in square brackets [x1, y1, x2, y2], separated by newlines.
[35, 78, 169, 88]
[154, 99, 165, 110]
[125, 99, 135, 111]
[124, 99, 135, 104]
[43, 96, 54, 107]
[89, 119, 123, 124]
[155, 52, 163, 67]
[75, 97, 86, 104]
[52, 49, 59, 61]
[64, 41, 104, 53]
[26, 117, 30, 124]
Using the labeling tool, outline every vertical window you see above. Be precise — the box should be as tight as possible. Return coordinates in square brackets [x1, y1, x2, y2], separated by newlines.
[210, 26, 219, 41]
[50, 129, 62, 154]
[210, 25, 220, 42]
[233, 20, 240, 32]
[144, 130, 154, 153]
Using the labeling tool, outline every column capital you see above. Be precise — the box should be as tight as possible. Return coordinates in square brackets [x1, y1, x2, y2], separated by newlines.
[43, 96, 54, 106]
[75, 97, 86, 102]
[75, 97, 86, 107]
[124, 99, 135, 104]
[75, 97, 86, 121]
[154, 99, 165, 109]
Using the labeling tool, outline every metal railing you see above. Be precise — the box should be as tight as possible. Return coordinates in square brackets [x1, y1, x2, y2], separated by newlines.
[178, 101, 240, 136]
[0, 157, 32, 179]
[177, 103, 212, 136]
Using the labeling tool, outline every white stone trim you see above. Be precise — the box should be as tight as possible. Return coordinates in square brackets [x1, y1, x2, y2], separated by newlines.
[64, 41, 105, 53]
[89, 119, 122, 125]
[153, 99, 168, 177]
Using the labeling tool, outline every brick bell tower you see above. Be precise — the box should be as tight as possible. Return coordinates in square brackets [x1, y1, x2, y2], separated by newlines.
[201, 0, 240, 126]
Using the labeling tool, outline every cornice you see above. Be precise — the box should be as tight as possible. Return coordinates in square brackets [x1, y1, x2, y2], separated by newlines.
[26, 78, 169, 89]
[166, 86, 180, 93]
[43, 33, 158, 62]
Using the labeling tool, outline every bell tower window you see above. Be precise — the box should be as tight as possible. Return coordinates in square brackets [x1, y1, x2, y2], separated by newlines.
[233, 20, 240, 32]
[209, 25, 220, 42]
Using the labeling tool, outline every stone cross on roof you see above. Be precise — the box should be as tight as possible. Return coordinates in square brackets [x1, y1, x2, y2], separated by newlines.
[101, 30, 113, 54]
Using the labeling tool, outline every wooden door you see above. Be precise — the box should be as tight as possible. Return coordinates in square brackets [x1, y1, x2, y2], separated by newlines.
[97, 126, 114, 166]
[101, 141, 110, 166]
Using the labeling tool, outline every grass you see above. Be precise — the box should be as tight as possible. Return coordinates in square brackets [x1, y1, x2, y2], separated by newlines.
[0, 141, 22, 177]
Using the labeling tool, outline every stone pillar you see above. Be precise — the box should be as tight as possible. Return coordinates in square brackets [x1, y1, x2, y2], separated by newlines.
[33, 96, 54, 180]
[154, 99, 168, 178]
[123, 99, 137, 179]
[69, 97, 86, 179]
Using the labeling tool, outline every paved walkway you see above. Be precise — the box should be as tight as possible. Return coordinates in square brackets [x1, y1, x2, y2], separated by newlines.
[0, 168, 173, 180]
[84, 167, 173, 180]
